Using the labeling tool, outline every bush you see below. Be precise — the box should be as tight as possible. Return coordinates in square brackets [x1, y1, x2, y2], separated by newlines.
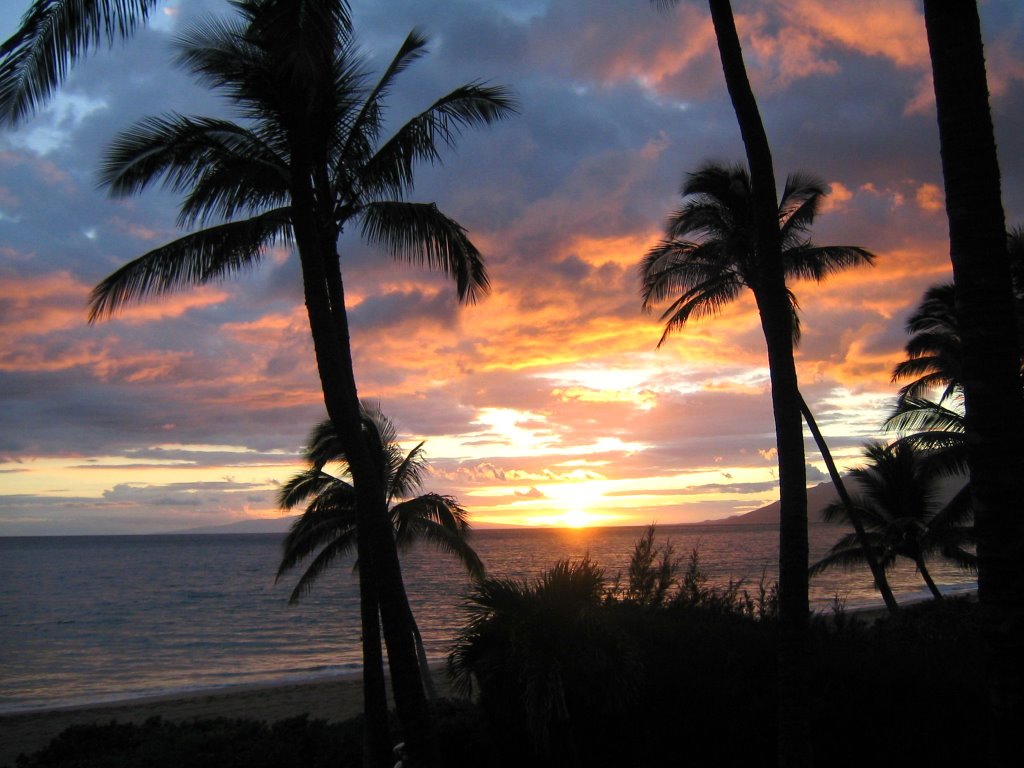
[13, 715, 361, 768]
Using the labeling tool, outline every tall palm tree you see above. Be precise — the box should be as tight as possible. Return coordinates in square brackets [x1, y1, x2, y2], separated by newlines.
[86, 2, 515, 765]
[639, 161, 892, 617]
[924, 2, 1024, 761]
[277, 405, 484, 704]
[810, 442, 976, 601]
[647, 2, 860, 760]
[0, 0, 158, 126]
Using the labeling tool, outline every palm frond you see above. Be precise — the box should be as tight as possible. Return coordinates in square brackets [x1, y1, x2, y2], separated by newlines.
[359, 201, 489, 303]
[335, 28, 430, 176]
[809, 537, 892, 576]
[389, 441, 428, 503]
[357, 81, 516, 201]
[87, 208, 291, 321]
[652, 273, 744, 346]
[277, 494, 358, 576]
[277, 468, 346, 510]
[0, 0, 157, 125]
[99, 114, 288, 206]
[283, 531, 358, 604]
[884, 397, 964, 436]
[785, 245, 874, 282]
[392, 498, 484, 580]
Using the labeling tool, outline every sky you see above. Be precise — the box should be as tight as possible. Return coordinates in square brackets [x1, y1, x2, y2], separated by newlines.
[1, 0, 1023, 535]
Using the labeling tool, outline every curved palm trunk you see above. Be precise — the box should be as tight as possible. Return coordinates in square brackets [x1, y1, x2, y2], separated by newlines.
[924, 3, 1024, 764]
[798, 392, 900, 614]
[290, 172, 439, 766]
[708, 2, 810, 765]
[915, 557, 945, 601]
[410, 618, 439, 701]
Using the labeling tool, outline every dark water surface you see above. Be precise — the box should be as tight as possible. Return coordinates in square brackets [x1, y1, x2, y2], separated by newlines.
[0, 525, 975, 713]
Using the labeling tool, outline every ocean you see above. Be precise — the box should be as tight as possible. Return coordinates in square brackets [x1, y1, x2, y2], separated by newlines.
[0, 524, 976, 714]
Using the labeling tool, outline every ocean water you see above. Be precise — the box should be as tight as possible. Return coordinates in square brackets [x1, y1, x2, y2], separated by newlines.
[0, 524, 976, 714]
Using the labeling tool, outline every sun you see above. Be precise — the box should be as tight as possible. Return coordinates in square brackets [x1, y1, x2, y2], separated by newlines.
[561, 509, 592, 528]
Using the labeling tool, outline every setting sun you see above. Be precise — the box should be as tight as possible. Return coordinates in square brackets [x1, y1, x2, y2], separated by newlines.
[562, 509, 593, 528]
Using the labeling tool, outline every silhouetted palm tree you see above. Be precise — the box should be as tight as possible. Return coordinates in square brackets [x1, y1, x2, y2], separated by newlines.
[87, 2, 514, 765]
[811, 442, 976, 600]
[0, 0, 159, 125]
[639, 162, 895, 618]
[924, 11, 1024, 759]
[277, 405, 483, 701]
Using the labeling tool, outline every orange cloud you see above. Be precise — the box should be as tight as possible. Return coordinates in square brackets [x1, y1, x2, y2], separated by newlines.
[776, 0, 928, 70]
[915, 183, 944, 213]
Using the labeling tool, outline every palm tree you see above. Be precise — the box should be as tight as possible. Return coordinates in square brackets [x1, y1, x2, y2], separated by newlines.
[0, 0, 158, 126]
[810, 442, 976, 601]
[86, 2, 515, 765]
[924, 6, 1024, 759]
[277, 405, 484, 704]
[639, 162, 892, 619]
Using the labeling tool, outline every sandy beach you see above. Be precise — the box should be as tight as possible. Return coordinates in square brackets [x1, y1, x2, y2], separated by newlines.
[0, 670, 459, 767]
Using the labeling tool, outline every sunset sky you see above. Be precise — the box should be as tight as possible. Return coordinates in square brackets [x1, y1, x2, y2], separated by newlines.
[1, 0, 1023, 535]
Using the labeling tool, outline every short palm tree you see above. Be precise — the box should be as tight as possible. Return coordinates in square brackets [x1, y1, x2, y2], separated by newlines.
[448, 558, 639, 765]
[277, 405, 483, 701]
[86, 2, 514, 765]
[810, 442, 976, 600]
[639, 162, 896, 611]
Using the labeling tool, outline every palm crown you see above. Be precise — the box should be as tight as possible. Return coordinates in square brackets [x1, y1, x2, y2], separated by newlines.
[87, 0, 515, 321]
[640, 162, 874, 347]
[276, 404, 483, 604]
[811, 441, 975, 597]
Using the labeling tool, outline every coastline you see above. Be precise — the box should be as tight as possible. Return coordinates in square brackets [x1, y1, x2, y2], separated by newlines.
[0, 669, 459, 768]
[1, 589, 977, 766]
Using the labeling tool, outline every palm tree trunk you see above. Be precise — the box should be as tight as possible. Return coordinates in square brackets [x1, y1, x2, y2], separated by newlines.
[924, 3, 1024, 764]
[707, 2, 810, 765]
[289, 169, 439, 766]
[359, 576, 392, 767]
[798, 392, 900, 614]
[916, 557, 945, 601]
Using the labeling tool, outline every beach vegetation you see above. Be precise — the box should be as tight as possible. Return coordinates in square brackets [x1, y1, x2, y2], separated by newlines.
[445, 528, 985, 767]
[84, 1, 514, 764]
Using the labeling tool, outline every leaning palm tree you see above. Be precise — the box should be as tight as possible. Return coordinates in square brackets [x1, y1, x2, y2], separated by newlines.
[86, 2, 515, 765]
[0, 0, 158, 125]
[277, 405, 483, 701]
[810, 442, 976, 601]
